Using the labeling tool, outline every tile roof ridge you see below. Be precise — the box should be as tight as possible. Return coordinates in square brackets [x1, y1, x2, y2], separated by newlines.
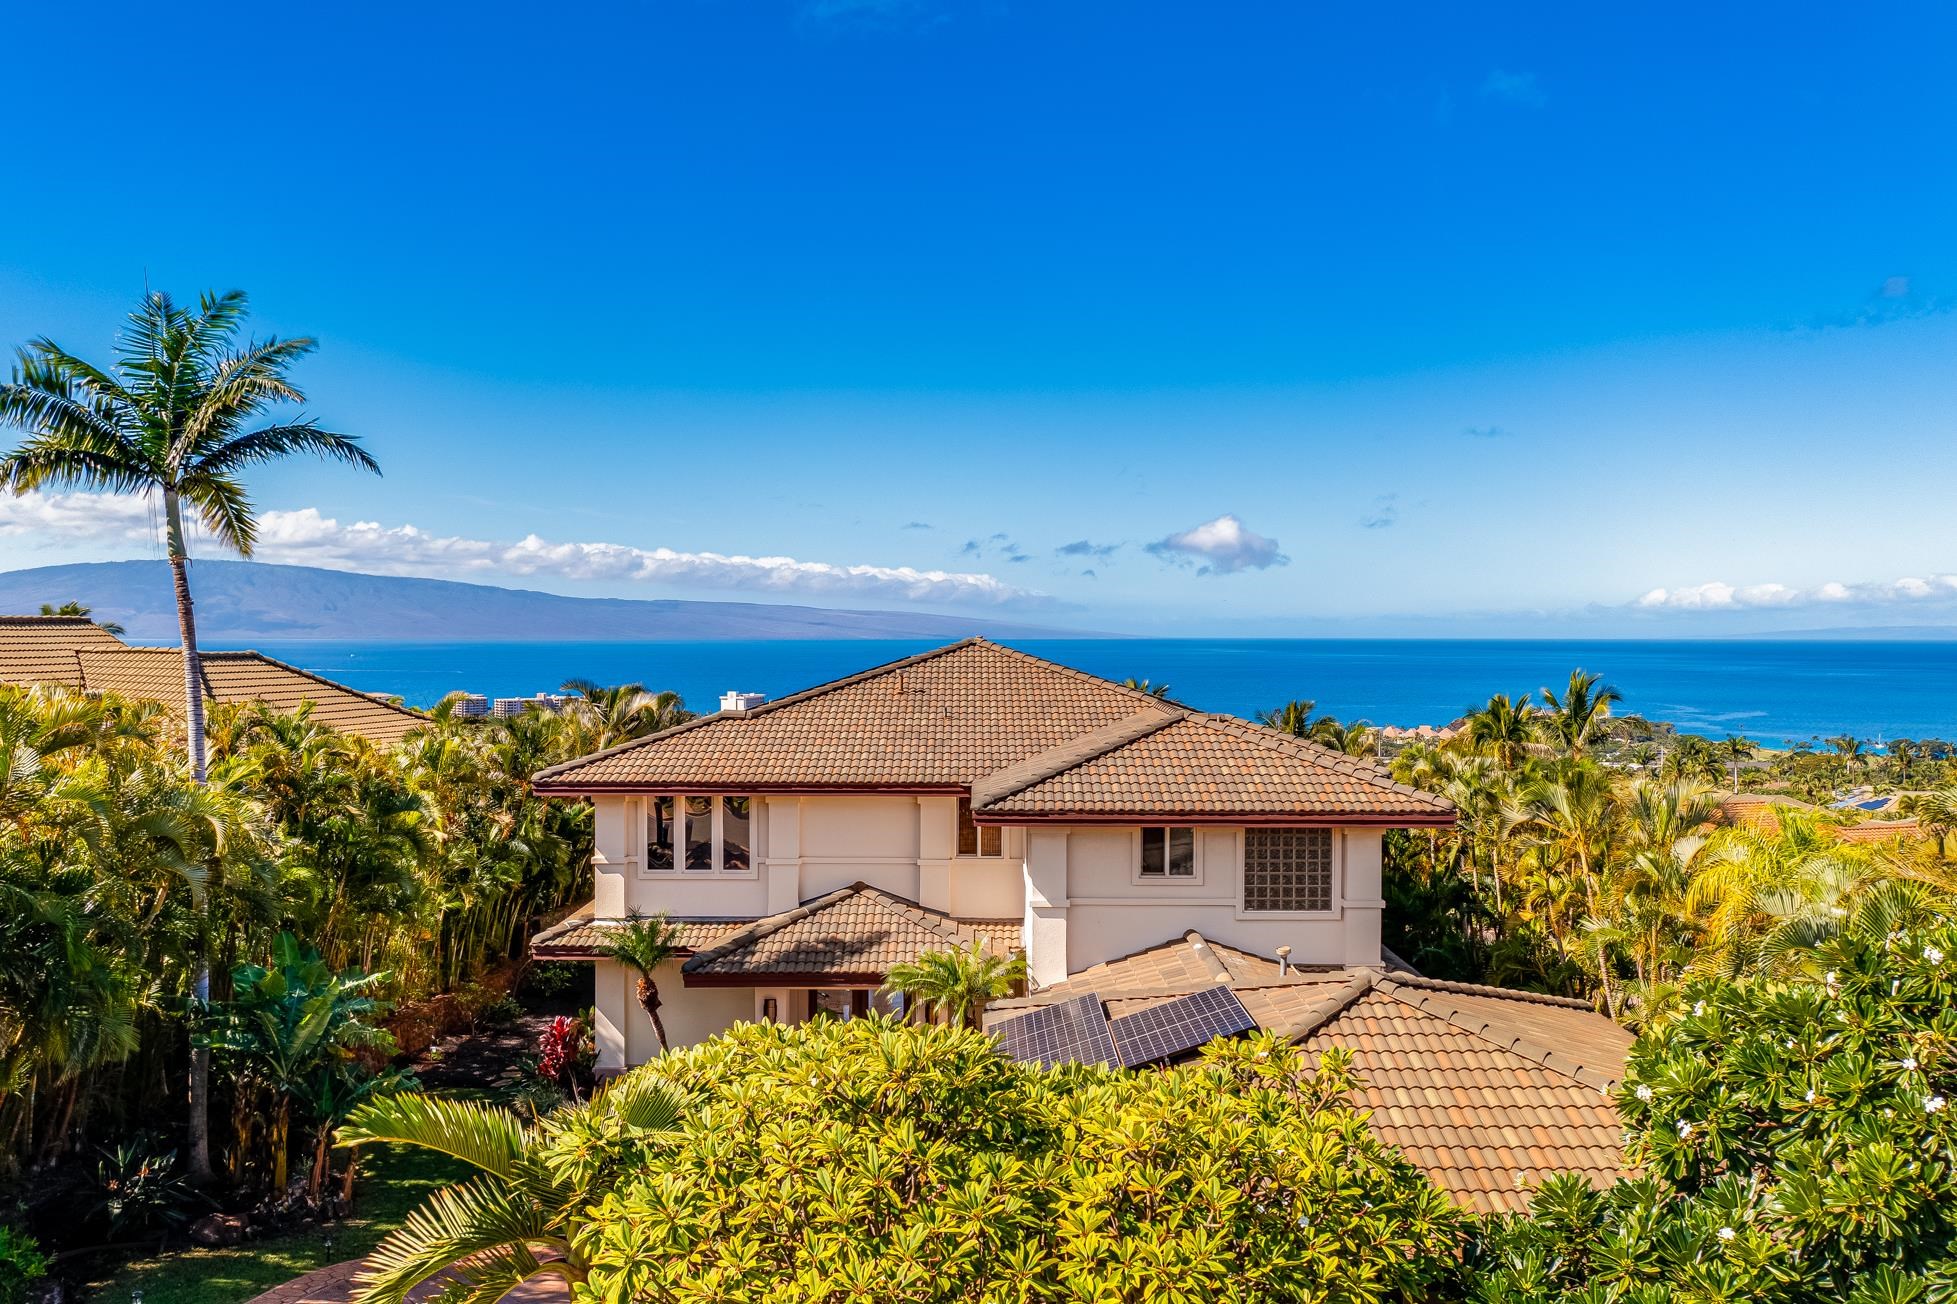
[1371, 976, 1623, 1093]
[0, 614, 121, 633]
[961, 637, 1203, 712]
[1181, 929, 1238, 983]
[1263, 969, 1382, 1041]
[533, 639, 985, 783]
[847, 880, 973, 944]
[1381, 971, 1596, 1010]
[1192, 713, 1453, 809]
[80, 645, 423, 722]
[680, 883, 862, 971]
[970, 707, 1185, 808]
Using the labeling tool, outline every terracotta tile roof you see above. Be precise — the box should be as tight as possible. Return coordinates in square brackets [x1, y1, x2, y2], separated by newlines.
[984, 931, 1632, 1213]
[680, 882, 1020, 984]
[972, 713, 1454, 823]
[1713, 793, 1923, 845]
[1837, 817, 1922, 843]
[529, 906, 758, 959]
[0, 617, 424, 745]
[0, 616, 125, 681]
[534, 639, 1172, 793]
[533, 639, 1452, 824]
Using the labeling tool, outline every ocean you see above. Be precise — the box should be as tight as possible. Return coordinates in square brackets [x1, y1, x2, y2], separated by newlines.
[247, 638, 1957, 746]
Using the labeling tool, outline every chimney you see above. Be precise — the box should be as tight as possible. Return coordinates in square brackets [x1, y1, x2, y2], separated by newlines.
[720, 691, 767, 713]
[1275, 945, 1292, 977]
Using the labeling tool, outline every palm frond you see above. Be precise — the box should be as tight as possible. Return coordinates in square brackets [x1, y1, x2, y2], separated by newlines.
[338, 1095, 532, 1179]
[192, 422, 379, 479]
[353, 1174, 563, 1304]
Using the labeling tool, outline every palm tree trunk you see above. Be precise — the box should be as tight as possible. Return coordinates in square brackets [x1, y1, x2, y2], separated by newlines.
[636, 976, 668, 1052]
[165, 490, 216, 1186]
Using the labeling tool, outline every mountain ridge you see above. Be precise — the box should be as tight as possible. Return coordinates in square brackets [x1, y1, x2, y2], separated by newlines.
[0, 560, 1095, 644]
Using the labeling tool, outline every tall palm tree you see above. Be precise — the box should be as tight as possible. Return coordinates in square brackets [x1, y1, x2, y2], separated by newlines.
[1466, 693, 1539, 770]
[1718, 734, 1757, 790]
[1539, 670, 1622, 759]
[882, 938, 1026, 1028]
[595, 912, 684, 1052]
[0, 290, 378, 1182]
[558, 679, 692, 751]
[1888, 738, 1918, 785]
[339, 1077, 686, 1303]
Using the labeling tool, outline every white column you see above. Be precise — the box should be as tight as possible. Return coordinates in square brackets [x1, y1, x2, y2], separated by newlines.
[1023, 827, 1071, 987]
[764, 797, 803, 914]
[593, 959, 629, 1074]
[917, 795, 957, 913]
[592, 797, 629, 917]
[1340, 830, 1386, 968]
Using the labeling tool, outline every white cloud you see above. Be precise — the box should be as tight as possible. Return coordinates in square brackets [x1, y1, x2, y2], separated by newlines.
[1635, 573, 1957, 611]
[0, 491, 1049, 608]
[1145, 514, 1288, 575]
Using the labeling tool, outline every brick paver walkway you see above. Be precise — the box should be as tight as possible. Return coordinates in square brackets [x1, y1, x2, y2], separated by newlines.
[245, 1257, 569, 1303]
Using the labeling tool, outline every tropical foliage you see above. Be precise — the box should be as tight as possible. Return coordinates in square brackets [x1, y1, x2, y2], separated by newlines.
[1466, 913, 1957, 1301]
[882, 938, 1027, 1027]
[337, 1076, 686, 1304]
[573, 1016, 1461, 1304]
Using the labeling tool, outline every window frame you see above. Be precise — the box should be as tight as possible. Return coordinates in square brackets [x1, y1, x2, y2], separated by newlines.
[956, 796, 1004, 859]
[1132, 825, 1203, 885]
[1236, 827, 1340, 918]
[632, 794, 760, 880]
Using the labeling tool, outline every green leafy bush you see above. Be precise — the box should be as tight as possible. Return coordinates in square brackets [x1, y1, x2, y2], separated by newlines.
[0, 1225, 46, 1304]
[576, 1016, 1462, 1303]
[1466, 913, 1957, 1302]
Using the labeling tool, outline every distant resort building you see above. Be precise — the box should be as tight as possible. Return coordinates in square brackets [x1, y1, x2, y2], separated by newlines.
[0, 614, 424, 745]
[492, 692, 574, 717]
[449, 692, 490, 719]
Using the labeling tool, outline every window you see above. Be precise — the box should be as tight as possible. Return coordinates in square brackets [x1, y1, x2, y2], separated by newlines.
[1242, 829, 1334, 913]
[646, 797, 675, 872]
[685, 796, 715, 871]
[722, 796, 752, 874]
[1138, 827, 1196, 879]
[641, 795, 757, 877]
[957, 796, 1002, 857]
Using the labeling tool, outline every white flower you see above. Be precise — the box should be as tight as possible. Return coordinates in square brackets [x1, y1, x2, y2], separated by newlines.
[1677, 1121, 1694, 1137]
[1804, 1090, 1816, 1103]
[1903, 1056, 1919, 1072]
[1927, 946, 1945, 965]
[1693, 1000, 1706, 1016]
[1716, 1226, 1736, 1242]
[1825, 970, 1838, 986]
[1926, 1095, 1947, 1114]
[1635, 1084, 1653, 1101]
[1785, 1039, 1796, 1050]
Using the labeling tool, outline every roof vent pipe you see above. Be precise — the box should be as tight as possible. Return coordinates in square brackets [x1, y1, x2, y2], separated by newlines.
[1275, 945, 1292, 977]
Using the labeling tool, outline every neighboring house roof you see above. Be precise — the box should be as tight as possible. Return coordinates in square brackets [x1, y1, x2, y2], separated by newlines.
[0, 616, 425, 745]
[1713, 791, 1922, 844]
[682, 882, 1018, 986]
[1836, 817, 1922, 844]
[533, 638, 1451, 825]
[529, 907, 759, 959]
[985, 930, 1634, 1213]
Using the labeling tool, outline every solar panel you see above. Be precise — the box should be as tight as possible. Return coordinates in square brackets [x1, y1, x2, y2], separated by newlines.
[992, 994, 1118, 1068]
[1108, 985, 1257, 1068]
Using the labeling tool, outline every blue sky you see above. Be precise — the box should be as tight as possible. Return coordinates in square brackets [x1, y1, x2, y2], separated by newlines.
[3, 1, 1956, 635]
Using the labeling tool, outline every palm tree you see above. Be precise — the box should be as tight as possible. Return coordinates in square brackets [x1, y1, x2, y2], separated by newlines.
[1258, 700, 1318, 737]
[1718, 734, 1757, 790]
[38, 600, 124, 637]
[1311, 717, 1378, 757]
[1466, 693, 1539, 770]
[1121, 677, 1172, 699]
[882, 938, 1026, 1028]
[558, 680, 692, 751]
[339, 1077, 685, 1303]
[1539, 670, 1622, 759]
[594, 912, 684, 1052]
[0, 290, 378, 1180]
[1889, 738, 1918, 785]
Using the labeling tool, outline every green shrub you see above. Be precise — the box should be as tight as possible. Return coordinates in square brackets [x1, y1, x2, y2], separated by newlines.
[1465, 913, 1957, 1301]
[520, 960, 588, 1001]
[0, 1225, 46, 1304]
[576, 1017, 1462, 1303]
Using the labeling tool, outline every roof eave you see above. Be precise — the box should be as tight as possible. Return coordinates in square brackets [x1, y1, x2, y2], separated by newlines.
[969, 810, 1457, 827]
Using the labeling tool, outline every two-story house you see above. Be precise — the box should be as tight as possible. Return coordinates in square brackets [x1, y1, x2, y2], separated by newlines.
[530, 637, 1458, 1061]
[528, 638, 1637, 1211]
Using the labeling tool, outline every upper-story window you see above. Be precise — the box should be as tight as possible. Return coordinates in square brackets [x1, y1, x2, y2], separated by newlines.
[957, 796, 1002, 857]
[1138, 827, 1196, 880]
[641, 795, 756, 877]
[1242, 828, 1334, 913]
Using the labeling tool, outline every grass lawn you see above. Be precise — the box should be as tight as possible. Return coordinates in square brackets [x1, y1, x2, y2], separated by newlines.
[83, 1144, 466, 1304]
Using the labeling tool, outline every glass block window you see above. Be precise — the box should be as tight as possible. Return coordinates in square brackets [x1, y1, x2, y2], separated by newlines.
[1242, 829, 1334, 912]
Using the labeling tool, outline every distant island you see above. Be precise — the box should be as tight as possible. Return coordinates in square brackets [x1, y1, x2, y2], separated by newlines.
[0, 560, 1090, 643]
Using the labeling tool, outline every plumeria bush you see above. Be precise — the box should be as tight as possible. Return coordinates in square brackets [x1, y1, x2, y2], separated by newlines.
[1466, 912, 1957, 1302]
[574, 1017, 1462, 1303]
